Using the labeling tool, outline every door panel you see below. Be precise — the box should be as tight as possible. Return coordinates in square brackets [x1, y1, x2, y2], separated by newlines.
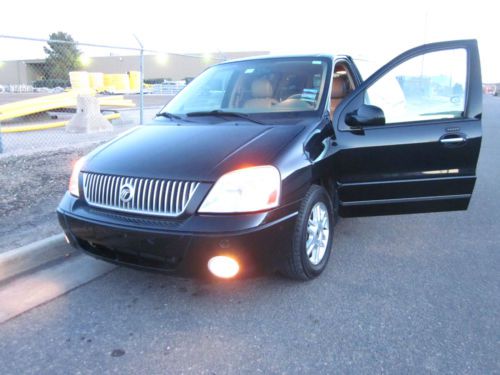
[333, 40, 482, 217]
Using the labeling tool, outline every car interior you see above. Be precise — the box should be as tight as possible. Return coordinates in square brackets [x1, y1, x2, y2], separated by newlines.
[227, 60, 356, 115]
[229, 61, 326, 112]
[243, 78, 279, 109]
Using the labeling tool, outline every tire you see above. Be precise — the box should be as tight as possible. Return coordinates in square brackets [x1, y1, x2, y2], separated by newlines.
[281, 185, 335, 281]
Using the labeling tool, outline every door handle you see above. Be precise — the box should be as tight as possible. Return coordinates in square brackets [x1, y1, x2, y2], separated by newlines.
[439, 133, 467, 145]
[440, 137, 466, 144]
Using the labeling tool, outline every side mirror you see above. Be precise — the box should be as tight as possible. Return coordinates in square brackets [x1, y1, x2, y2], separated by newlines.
[346, 104, 385, 127]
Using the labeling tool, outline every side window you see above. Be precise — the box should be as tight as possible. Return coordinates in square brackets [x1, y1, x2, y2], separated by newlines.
[365, 49, 467, 124]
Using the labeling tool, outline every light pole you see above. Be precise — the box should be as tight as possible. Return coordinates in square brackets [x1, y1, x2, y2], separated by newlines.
[133, 34, 144, 125]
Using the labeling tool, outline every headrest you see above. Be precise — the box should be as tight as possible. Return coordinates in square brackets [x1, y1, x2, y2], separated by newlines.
[331, 74, 349, 99]
[251, 79, 273, 98]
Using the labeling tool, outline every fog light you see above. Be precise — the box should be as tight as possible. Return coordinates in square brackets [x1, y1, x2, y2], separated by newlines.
[207, 256, 239, 278]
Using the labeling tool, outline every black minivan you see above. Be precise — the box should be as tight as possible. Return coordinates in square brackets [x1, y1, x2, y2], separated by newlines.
[58, 40, 482, 280]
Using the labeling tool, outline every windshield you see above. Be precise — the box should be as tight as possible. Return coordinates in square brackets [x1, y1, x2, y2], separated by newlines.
[162, 57, 329, 116]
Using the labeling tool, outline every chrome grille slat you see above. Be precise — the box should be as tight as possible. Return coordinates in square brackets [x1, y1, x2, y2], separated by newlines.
[89, 174, 94, 201]
[132, 178, 138, 210]
[97, 175, 103, 204]
[113, 176, 120, 207]
[141, 179, 147, 212]
[87, 174, 95, 203]
[159, 181, 165, 213]
[105, 176, 111, 206]
[170, 181, 177, 213]
[113, 176, 119, 207]
[176, 182, 183, 213]
[183, 182, 189, 206]
[164, 181, 171, 213]
[92, 174, 97, 202]
[152, 180, 159, 212]
[147, 179, 152, 212]
[82, 173, 199, 217]
[102, 175, 107, 206]
[120, 176, 125, 209]
[104, 176, 109, 204]
[136, 179, 143, 211]
[94, 174, 100, 202]
[101, 175, 106, 204]
[122, 177, 128, 210]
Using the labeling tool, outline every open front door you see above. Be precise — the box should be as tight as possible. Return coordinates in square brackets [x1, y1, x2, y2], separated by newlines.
[333, 40, 482, 217]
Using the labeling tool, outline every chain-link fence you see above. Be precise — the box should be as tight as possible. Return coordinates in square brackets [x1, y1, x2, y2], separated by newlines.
[0, 34, 249, 155]
[0, 35, 154, 155]
[0, 34, 267, 251]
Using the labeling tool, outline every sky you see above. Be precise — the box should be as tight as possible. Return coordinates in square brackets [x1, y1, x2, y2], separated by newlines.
[1, 0, 499, 81]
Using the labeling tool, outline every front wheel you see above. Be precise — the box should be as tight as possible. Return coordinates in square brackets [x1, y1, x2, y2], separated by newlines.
[281, 185, 334, 280]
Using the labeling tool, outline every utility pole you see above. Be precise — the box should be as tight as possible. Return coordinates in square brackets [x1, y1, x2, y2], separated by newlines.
[133, 34, 144, 125]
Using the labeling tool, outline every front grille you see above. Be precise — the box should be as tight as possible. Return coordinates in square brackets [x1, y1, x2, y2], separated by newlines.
[82, 173, 199, 217]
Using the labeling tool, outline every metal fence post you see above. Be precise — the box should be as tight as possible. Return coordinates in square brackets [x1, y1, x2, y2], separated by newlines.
[140, 48, 144, 125]
[0, 34, 223, 154]
[133, 34, 144, 125]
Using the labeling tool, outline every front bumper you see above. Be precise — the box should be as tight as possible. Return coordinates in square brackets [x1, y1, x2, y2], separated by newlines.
[57, 192, 299, 277]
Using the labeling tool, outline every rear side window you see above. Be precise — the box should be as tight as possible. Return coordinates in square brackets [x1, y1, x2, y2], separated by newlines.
[364, 49, 467, 124]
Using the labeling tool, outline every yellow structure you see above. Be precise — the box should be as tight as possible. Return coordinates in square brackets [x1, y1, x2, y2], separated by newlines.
[69, 71, 91, 91]
[129, 71, 141, 92]
[0, 70, 139, 132]
[103, 74, 130, 93]
[89, 73, 105, 92]
[0, 92, 134, 122]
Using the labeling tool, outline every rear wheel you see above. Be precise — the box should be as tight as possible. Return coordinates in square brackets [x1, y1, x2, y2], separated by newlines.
[281, 185, 334, 280]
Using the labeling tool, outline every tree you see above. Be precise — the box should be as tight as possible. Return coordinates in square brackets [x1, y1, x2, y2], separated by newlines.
[43, 32, 82, 80]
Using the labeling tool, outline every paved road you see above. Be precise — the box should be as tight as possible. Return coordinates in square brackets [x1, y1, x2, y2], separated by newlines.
[0, 97, 499, 374]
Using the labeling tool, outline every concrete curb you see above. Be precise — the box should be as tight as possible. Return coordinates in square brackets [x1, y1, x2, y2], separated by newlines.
[0, 233, 76, 284]
[0, 254, 116, 324]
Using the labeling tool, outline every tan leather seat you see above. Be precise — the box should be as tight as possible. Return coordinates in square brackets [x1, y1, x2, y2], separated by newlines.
[330, 74, 349, 115]
[244, 79, 278, 109]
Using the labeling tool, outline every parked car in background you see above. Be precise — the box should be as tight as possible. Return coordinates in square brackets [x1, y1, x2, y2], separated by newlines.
[58, 40, 482, 280]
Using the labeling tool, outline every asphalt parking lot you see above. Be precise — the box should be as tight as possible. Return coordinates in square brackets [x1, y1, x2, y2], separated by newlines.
[0, 96, 498, 374]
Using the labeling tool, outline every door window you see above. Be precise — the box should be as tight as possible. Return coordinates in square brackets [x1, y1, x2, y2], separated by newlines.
[365, 49, 467, 124]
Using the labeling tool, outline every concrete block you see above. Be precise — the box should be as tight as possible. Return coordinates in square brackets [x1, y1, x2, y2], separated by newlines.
[66, 95, 113, 133]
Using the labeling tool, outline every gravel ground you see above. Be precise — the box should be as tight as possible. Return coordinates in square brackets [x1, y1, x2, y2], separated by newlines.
[0, 95, 172, 252]
[0, 144, 98, 252]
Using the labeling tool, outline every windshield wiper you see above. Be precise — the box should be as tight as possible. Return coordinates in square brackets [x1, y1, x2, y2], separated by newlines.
[156, 112, 184, 120]
[185, 110, 266, 125]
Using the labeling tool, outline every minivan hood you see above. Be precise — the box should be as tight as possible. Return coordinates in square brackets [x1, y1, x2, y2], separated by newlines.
[84, 124, 304, 181]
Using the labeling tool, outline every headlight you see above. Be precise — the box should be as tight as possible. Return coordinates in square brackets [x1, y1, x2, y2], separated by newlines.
[69, 157, 86, 197]
[198, 165, 281, 213]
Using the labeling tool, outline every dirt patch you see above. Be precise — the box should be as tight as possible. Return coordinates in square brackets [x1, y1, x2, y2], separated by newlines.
[0, 144, 99, 253]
